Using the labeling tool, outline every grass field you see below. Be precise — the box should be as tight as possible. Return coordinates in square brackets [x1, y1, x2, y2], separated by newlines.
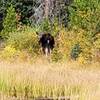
[0, 59, 100, 100]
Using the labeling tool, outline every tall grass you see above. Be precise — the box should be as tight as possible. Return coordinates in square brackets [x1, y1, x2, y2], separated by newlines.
[0, 61, 100, 100]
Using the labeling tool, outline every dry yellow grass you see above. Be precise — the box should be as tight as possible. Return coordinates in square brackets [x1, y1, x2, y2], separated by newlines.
[0, 59, 100, 100]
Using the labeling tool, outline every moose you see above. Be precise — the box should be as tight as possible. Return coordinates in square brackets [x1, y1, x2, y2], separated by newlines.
[37, 32, 55, 57]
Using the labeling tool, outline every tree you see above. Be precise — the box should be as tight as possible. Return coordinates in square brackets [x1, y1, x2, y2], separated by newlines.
[0, 0, 73, 27]
[68, 0, 100, 61]
[2, 4, 17, 38]
[32, 0, 72, 26]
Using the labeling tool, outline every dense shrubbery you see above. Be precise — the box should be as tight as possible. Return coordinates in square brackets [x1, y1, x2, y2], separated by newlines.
[67, 0, 100, 63]
[0, 0, 100, 63]
[0, 26, 40, 61]
[7, 26, 39, 52]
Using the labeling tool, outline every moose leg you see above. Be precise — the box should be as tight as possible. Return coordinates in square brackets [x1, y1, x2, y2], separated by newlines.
[45, 47, 49, 57]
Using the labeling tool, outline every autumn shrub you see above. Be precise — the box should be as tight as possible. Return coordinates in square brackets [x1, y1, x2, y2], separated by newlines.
[38, 0, 100, 63]
[8, 26, 39, 51]
[91, 33, 100, 62]
[71, 43, 82, 60]
[51, 48, 63, 62]
[51, 27, 98, 63]
[0, 45, 17, 61]
[51, 28, 74, 62]
[65, 0, 100, 63]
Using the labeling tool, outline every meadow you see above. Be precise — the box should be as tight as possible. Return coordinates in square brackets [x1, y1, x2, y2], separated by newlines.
[0, 59, 100, 100]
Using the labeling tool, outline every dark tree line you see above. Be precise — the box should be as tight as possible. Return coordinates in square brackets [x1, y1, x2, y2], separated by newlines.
[0, 0, 73, 31]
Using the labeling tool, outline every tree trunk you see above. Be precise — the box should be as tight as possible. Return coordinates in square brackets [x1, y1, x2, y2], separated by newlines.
[44, 0, 50, 18]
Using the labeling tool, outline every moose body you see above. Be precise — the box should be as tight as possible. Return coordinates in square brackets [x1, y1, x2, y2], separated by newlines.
[39, 33, 55, 56]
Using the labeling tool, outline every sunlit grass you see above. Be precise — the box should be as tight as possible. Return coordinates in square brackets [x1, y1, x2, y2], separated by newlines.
[0, 61, 100, 100]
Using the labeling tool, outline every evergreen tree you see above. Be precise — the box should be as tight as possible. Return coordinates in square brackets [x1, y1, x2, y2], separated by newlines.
[2, 4, 17, 38]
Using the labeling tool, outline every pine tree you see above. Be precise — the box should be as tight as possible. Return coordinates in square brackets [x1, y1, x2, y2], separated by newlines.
[3, 4, 17, 38]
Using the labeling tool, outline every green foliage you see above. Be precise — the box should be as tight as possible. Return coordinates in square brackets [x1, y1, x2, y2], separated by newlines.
[0, 26, 40, 61]
[67, 0, 100, 62]
[7, 26, 39, 55]
[51, 29, 72, 62]
[39, 18, 51, 33]
[51, 18, 60, 37]
[35, 18, 60, 37]
[2, 4, 17, 38]
[51, 48, 62, 62]
[71, 43, 82, 60]
[69, 0, 100, 32]
[0, 45, 17, 60]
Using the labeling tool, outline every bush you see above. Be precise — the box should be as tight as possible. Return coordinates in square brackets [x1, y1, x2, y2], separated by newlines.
[71, 29, 93, 62]
[7, 26, 40, 55]
[51, 28, 97, 63]
[0, 45, 17, 60]
[71, 43, 82, 60]
[51, 48, 62, 62]
[91, 33, 100, 62]
[39, 18, 51, 33]
[51, 28, 74, 62]
[67, 0, 100, 63]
